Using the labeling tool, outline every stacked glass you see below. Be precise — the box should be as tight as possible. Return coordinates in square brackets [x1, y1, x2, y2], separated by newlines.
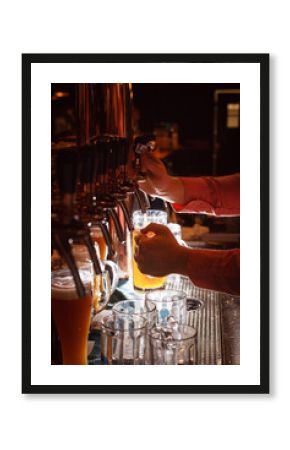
[101, 313, 147, 365]
[101, 289, 198, 365]
[145, 289, 197, 365]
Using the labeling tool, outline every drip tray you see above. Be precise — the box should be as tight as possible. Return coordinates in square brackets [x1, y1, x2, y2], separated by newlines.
[166, 276, 240, 365]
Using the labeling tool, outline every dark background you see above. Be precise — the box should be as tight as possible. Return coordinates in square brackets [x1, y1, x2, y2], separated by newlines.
[133, 83, 239, 141]
[52, 82, 240, 177]
[133, 83, 240, 177]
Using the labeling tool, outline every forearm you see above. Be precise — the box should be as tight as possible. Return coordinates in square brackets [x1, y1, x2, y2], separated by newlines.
[174, 174, 240, 216]
[175, 246, 240, 295]
[152, 176, 185, 204]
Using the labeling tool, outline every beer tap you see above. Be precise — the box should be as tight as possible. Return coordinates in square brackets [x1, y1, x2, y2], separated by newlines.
[109, 137, 134, 231]
[133, 134, 156, 179]
[94, 136, 127, 243]
[77, 141, 116, 258]
[77, 83, 132, 243]
[52, 144, 102, 293]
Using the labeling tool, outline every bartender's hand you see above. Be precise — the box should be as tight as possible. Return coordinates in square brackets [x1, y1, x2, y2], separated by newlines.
[138, 153, 185, 204]
[134, 223, 189, 277]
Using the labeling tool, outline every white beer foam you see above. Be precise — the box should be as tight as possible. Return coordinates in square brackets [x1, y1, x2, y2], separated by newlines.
[51, 269, 91, 301]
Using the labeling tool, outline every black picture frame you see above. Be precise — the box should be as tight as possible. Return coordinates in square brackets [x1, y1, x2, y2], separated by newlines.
[22, 53, 269, 394]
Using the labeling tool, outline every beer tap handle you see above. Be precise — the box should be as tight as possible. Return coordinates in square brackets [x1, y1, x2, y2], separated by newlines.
[117, 199, 133, 231]
[108, 208, 126, 243]
[134, 134, 156, 156]
[141, 190, 151, 209]
[163, 200, 172, 218]
[98, 221, 115, 259]
[133, 134, 156, 180]
[134, 188, 147, 214]
[83, 233, 103, 275]
[52, 233, 86, 298]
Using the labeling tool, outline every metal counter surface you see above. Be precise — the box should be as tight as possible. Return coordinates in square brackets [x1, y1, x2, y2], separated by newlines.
[166, 275, 240, 364]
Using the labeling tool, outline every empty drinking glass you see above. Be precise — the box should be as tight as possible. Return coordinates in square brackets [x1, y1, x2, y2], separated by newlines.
[101, 314, 147, 365]
[145, 289, 188, 326]
[112, 299, 157, 364]
[112, 299, 156, 326]
[149, 324, 197, 365]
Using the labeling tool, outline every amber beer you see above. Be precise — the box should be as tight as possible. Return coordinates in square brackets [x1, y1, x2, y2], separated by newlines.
[51, 269, 92, 365]
[132, 210, 167, 291]
[132, 230, 166, 290]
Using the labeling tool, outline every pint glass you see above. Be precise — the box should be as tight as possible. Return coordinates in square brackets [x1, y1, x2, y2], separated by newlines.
[149, 325, 197, 365]
[112, 299, 157, 364]
[145, 289, 188, 325]
[101, 314, 147, 365]
[51, 266, 93, 365]
[132, 209, 167, 291]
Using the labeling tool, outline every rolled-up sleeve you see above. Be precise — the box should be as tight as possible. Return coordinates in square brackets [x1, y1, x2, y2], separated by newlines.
[173, 173, 240, 216]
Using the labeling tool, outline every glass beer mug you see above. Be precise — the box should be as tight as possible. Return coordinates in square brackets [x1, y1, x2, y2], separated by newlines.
[132, 209, 168, 291]
[71, 244, 119, 315]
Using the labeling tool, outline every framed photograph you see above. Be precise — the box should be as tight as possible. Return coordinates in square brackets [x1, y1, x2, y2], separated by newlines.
[22, 53, 269, 394]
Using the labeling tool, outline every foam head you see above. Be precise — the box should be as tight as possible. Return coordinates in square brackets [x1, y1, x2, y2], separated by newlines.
[51, 268, 92, 300]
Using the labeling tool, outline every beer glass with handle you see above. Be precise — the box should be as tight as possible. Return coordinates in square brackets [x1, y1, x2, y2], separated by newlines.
[132, 209, 168, 291]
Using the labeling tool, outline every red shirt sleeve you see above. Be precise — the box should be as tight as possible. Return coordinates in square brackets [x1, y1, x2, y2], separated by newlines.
[186, 248, 240, 295]
[173, 173, 240, 216]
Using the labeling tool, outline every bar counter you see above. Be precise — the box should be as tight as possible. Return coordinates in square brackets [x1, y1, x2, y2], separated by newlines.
[87, 274, 240, 365]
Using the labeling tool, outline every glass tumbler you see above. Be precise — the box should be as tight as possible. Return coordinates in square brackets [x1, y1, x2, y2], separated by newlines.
[145, 289, 188, 326]
[112, 299, 157, 364]
[149, 325, 197, 365]
[101, 314, 147, 365]
[167, 223, 182, 242]
[132, 209, 167, 291]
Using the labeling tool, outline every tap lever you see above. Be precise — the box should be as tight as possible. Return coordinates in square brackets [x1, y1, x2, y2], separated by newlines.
[134, 188, 151, 214]
[141, 190, 151, 209]
[134, 134, 156, 155]
[134, 134, 156, 180]
[83, 233, 103, 275]
[98, 221, 115, 259]
[134, 188, 146, 213]
[108, 208, 126, 243]
[117, 199, 133, 231]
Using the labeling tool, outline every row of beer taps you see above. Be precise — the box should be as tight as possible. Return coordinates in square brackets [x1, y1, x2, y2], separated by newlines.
[51, 83, 154, 296]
